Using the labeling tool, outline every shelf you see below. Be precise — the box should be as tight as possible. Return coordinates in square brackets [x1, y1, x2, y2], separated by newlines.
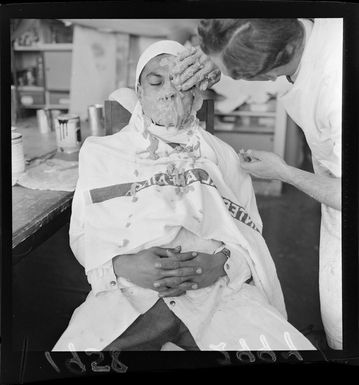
[215, 110, 276, 117]
[47, 88, 71, 93]
[18, 86, 45, 92]
[214, 128, 274, 134]
[14, 43, 73, 52]
[19, 104, 69, 110]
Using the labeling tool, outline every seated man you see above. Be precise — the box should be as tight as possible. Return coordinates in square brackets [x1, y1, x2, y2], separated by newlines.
[53, 40, 315, 351]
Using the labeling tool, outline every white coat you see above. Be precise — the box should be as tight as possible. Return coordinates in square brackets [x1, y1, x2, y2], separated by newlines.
[279, 18, 342, 349]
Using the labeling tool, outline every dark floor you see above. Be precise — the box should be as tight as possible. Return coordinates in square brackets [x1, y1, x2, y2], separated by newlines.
[12, 162, 323, 351]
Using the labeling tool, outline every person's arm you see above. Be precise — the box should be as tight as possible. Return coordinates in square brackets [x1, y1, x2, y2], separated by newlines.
[286, 165, 341, 211]
[69, 182, 87, 267]
[240, 150, 341, 211]
[70, 140, 129, 295]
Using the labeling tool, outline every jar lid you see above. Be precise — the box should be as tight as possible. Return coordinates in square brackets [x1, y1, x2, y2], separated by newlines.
[12, 131, 22, 140]
[58, 114, 79, 120]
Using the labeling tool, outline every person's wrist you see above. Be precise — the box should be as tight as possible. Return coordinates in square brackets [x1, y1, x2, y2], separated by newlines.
[112, 254, 130, 278]
[281, 164, 295, 184]
[215, 250, 228, 277]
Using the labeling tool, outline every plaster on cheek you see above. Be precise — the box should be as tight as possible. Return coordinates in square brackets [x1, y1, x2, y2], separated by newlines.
[173, 93, 186, 127]
[190, 88, 204, 115]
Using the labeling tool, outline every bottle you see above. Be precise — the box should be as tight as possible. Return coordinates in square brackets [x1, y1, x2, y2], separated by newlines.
[36, 55, 44, 86]
[11, 128, 26, 186]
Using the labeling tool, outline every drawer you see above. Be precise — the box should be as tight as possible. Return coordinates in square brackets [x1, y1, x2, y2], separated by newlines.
[19, 90, 45, 107]
[49, 91, 70, 106]
[215, 132, 274, 153]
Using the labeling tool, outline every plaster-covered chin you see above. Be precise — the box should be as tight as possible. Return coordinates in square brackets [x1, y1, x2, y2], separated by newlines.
[146, 88, 203, 130]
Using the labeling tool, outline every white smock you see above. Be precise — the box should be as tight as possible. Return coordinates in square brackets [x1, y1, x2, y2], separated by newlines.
[279, 18, 342, 349]
[53, 40, 315, 352]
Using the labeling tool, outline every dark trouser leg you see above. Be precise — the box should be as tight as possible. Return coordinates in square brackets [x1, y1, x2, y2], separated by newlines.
[103, 298, 200, 351]
[103, 299, 181, 351]
[173, 319, 200, 351]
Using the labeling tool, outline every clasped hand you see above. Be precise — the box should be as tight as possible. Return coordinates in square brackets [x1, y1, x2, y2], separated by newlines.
[113, 246, 227, 298]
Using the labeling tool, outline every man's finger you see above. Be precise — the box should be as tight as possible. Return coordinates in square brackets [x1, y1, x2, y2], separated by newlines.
[177, 61, 204, 86]
[199, 68, 221, 89]
[244, 149, 268, 160]
[240, 161, 261, 171]
[155, 258, 199, 270]
[158, 282, 199, 297]
[159, 266, 202, 278]
[207, 68, 221, 85]
[153, 275, 198, 289]
[177, 46, 197, 61]
[180, 67, 213, 91]
[158, 288, 186, 298]
[174, 251, 200, 262]
[154, 276, 183, 288]
[172, 50, 202, 76]
[155, 285, 172, 293]
[154, 246, 181, 258]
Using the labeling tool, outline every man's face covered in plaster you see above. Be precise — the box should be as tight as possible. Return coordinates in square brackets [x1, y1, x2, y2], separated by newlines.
[137, 54, 203, 130]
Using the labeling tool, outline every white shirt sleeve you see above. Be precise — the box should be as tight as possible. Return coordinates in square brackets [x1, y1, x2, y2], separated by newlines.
[214, 244, 252, 291]
[69, 181, 86, 267]
[86, 260, 119, 296]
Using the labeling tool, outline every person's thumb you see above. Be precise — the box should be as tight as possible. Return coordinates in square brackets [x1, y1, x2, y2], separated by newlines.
[166, 245, 182, 257]
[246, 149, 263, 160]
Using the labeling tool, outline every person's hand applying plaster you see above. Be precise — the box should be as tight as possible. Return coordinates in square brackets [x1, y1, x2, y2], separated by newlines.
[171, 46, 221, 92]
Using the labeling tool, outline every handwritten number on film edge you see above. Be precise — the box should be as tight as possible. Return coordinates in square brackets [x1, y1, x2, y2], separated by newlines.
[85, 352, 110, 372]
[45, 351, 128, 374]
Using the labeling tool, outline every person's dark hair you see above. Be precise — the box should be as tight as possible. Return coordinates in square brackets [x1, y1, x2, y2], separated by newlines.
[198, 19, 304, 79]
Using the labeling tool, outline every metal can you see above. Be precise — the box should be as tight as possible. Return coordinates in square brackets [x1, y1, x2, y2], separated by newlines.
[11, 85, 17, 128]
[50, 109, 62, 131]
[12, 131, 25, 185]
[55, 114, 82, 153]
[88, 104, 104, 136]
[37, 109, 52, 134]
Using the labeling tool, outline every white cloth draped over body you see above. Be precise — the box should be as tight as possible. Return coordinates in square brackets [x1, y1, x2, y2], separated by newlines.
[53, 40, 315, 352]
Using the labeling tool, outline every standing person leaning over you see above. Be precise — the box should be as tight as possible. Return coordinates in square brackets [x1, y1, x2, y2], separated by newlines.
[171, 19, 342, 350]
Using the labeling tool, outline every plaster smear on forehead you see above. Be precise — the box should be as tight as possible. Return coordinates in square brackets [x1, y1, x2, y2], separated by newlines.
[159, 56, 177, 68]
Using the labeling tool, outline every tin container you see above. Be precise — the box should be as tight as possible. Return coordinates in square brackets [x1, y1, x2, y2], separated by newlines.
[88, 104, 104, 136]
[12, 131, 25, 185]
[50, 109, 62, 131]
[54, 114, 82, 153]
[37, 109, 52, 134]
[11, 85, 17, 128]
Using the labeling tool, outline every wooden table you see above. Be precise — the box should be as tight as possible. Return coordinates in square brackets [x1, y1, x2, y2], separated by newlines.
[12, 117, 98, 264]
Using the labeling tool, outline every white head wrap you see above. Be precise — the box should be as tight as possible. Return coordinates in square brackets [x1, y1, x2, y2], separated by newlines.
[135, 40, 185, 92]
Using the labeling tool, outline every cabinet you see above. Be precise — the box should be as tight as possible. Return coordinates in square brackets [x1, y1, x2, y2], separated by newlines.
[214, 98, 287, 196]
[13, 44, 73, 111]
[11, 19, 74, 113]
